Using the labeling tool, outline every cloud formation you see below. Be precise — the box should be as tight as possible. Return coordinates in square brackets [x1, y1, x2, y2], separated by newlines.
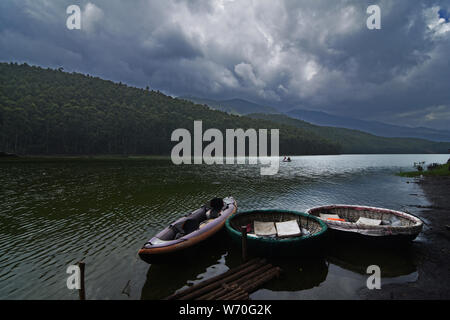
[0, 0, 449, 129]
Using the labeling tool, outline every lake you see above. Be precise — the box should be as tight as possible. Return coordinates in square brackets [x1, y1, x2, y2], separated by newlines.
[0, 154, 448, 300]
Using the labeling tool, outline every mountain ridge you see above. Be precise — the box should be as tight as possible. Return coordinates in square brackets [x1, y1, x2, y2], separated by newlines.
[287, 109, 450, 142]
[179, 96, 279, 115]
[248, 113, 450, 154]
[180, 96, 450, 142]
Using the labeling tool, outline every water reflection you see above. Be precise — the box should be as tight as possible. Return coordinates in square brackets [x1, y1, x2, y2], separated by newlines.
[140, 237, 417, 300]
[141, 232, 240, 300]
[140, 234, 329, 300]
[263, 257, 328, 292]
[325, 240, 416, 278]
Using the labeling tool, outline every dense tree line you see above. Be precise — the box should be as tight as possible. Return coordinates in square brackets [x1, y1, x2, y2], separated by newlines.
[0, 63, 340, 156]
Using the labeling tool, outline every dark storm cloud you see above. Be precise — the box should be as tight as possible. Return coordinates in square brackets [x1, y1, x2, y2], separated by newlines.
[1, 0, 449, 129]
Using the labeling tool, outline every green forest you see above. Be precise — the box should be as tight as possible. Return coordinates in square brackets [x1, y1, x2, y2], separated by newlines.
[0, 63, 339, 156]
[1, 62, 449, 156]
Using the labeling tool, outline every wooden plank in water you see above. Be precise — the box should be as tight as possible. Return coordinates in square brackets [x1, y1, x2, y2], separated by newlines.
[165, 259, 281, 301]
[179, 260, 267, 300]
[165, 257, 263, 300]
[193, 265, 274, 300]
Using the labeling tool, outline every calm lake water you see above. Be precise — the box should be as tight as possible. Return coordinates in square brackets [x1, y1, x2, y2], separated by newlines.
[0, 154, 448, 300]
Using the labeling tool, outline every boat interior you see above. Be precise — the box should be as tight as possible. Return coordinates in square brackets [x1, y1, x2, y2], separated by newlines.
[230, 210, 323, 239]
[309, 207, 416, 227]
[157, 198, 226, 241]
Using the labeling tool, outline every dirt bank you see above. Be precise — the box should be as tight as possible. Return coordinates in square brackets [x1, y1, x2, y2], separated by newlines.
[360, 176, 450, 299]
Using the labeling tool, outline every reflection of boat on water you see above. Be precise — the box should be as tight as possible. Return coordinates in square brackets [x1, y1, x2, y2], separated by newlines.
[261, 256, 328, 292]
[307, 205, 423, 242]
[139, 197, 237, 263]
[324, 241, 417, 278]
[140, 230, 237, 300]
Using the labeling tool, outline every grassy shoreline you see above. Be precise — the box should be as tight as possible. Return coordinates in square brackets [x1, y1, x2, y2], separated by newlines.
[398, 162, 450, 177]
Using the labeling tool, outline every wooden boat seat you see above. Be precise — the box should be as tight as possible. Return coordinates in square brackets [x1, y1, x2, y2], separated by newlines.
[356, 217, 382, 226]
[254, 221, 277, 237]
[276, 220, 302, 238]
[253, 220, 303, 238]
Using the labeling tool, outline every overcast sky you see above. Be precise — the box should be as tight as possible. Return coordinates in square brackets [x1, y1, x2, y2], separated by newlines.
[1, 0, 450, 129]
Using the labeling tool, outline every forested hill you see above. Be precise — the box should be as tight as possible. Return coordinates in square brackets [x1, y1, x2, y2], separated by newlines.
[0, 63, 340, 156]
[248, 113, 450, 154]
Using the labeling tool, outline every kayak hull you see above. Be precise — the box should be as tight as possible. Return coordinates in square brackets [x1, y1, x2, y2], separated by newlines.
[139, 197, 237, 263]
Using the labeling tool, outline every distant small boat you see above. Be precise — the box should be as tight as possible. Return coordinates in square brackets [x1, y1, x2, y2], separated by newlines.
[139, 197, 237, 263]
[307, 205, 423, 242]
[225, 209, 327, 256]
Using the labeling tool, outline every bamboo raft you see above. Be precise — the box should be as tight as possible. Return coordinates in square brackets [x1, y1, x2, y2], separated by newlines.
[165, 258, 281, 300]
